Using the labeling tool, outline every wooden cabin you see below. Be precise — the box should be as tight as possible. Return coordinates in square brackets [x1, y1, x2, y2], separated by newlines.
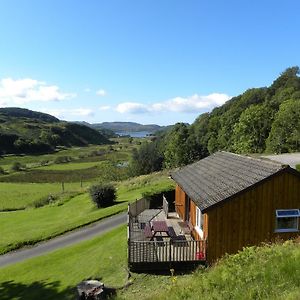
[171, 151, 300, 263]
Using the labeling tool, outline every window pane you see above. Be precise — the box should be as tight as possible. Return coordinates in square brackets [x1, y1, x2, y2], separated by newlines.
[276, 209, 300, 217]
[276, 217, 298, 230]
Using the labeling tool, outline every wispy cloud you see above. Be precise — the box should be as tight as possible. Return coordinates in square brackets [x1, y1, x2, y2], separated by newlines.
[96, 89, 107, 97]
[0, 78, 76, 106]
[42, 108, 94, 119]
[99, 105, 111, 111]
[115, 93, 231, 114]
[116, 102, 149, 114]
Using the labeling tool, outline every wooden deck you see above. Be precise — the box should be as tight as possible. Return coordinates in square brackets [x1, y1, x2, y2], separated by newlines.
[128, 202, 207, 271]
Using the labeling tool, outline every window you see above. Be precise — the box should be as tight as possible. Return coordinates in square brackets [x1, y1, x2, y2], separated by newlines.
[195, 207, 204, 238]
[275, 209, 300, 233]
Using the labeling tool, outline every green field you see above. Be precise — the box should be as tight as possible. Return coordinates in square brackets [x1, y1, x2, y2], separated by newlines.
[0, 226, 128, 300]
[0, 226, 299, 300]
[37, 161, 105, 170]
[0, 172, 174, 254]
[0, 182, 83, 211]
[0, 138, 137, 172]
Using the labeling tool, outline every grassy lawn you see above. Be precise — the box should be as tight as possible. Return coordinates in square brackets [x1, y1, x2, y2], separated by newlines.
[36, 161, 106, 171]
[0, 182, 83, 210]
[296, 164, 300, 172]
[0, 225, 128, 300]
[0, 172, 174, 254]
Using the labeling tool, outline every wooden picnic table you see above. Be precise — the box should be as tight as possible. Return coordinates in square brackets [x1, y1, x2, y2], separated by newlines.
[151, 221, 170, 240]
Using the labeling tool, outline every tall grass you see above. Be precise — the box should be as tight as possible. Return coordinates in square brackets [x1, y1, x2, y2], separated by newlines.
[124, 241, 300, 300]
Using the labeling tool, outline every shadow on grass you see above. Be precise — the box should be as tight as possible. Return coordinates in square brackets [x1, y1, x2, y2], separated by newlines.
[0, 280, 74, 300]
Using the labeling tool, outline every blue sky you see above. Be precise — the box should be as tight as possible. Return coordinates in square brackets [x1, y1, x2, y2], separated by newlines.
[0, 0, 299, 125]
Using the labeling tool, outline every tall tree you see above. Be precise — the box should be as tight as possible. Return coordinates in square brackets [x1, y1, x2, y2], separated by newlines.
[266, 99, 300, 153]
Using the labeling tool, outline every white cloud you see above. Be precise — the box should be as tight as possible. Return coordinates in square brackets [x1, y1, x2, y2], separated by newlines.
[99, 105, 111, 111]
[41, 108, 94, 119]
[115, 93, 231, 114]
[96, 89, 107, 97]
[116, 102, 149, 114]
[0, 78, 76, 106]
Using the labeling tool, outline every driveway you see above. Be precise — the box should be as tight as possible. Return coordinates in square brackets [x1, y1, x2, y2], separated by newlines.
[262, 153, 300, 169]
[0, 212, 127, 268]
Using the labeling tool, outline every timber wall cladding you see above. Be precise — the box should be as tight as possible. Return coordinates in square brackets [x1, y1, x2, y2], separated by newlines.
[206, 171, 300, 262]
[175, 185, 186, 220]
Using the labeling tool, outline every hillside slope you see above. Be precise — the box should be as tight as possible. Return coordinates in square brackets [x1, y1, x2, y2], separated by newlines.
[0, 108, 111, 155]
[120, 240, 300, 300]
[159, 67, 300, 168]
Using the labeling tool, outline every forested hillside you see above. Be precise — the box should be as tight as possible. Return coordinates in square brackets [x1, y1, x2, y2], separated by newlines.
[159, 67, 300, 168]
[130, 67, 300, 173]
[0, 108, 111, 155]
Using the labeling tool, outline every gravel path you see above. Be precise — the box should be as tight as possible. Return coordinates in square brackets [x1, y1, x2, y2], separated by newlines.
[0, 212, 127, 268]
[262, 153, 300, 169]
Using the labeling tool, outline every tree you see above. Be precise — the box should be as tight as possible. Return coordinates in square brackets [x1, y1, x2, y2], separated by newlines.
[129, 141, 163, 175]
[89, 183, 116, 208]
[232, 104, 272, 153]
[266, 99, 300, 153]
[163, 123, 191, 168]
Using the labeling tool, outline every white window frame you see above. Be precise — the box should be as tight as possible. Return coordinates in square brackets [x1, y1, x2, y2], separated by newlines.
[275, 209, 300, 233]
[195, 207, 204, 238]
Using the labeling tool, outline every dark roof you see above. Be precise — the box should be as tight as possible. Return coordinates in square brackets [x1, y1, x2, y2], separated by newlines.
[171, 152, 288, 212]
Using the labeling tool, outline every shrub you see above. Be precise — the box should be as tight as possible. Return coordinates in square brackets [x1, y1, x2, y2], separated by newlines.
[0, 166, 5, 174]
[11, 162, 24, 171]
[89, 183, 116, 208]
[32, 194, 57, 208]
[54, 156, 73, 164]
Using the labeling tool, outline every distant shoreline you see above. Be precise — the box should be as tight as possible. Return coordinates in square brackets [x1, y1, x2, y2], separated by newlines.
[116, 131, 152, 138]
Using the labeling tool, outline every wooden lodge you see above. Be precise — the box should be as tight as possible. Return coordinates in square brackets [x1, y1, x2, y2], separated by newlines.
[171, 151, 300, 263]
[128, 152, 300, 271]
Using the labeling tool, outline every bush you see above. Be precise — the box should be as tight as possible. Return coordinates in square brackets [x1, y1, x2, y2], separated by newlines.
[11, 162, 25, 171]
[0, 166, 5, 174]
[89, 183, 116, 208]
[32, 194, 57, 208]
[54, 156, 73, 164]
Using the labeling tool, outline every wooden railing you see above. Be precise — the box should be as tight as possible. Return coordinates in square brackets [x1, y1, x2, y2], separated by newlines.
[162, 195, 169, 217]
[128, 239, 206, 263]
[128, 197, 150, 218]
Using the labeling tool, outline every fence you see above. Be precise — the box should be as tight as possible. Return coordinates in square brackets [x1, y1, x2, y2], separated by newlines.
[128, 239, 206, 264]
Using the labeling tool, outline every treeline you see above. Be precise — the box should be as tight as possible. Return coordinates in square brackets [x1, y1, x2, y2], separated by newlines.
[130, 67, 300, 174]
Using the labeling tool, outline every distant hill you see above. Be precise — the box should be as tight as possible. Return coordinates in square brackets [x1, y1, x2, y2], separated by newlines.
[0, 108, 111, 155]
[73, 121, 117, 138]
[91, 121, 166, 133]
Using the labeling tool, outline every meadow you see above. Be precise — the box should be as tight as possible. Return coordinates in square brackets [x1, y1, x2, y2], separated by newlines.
[0, 182, 83, 211]
[0, 171, 174, 254]
[0, 138, 138, 210]
[0, 137, 174, 254]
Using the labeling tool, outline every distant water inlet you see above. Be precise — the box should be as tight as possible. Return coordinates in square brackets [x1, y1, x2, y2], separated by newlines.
[116, 131, 152, 138]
